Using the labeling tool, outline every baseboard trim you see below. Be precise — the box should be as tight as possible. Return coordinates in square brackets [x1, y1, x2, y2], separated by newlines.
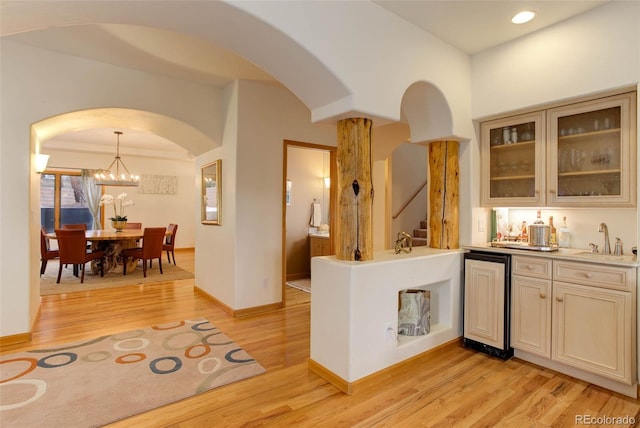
[286, 272, 310, 281]
[194, 286, 284, 318]
[309, 337, 462, 395]
[308, 359, 352, 394]
[0, 332, 32, 347]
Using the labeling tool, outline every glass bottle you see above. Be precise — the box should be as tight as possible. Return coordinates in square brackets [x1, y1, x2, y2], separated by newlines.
[520, 221, 528, 241]
[502, 127, 511, 144]
[534, 210, 544, 224]
[549, 216, 557, 245]
[558, 216, 571, 248]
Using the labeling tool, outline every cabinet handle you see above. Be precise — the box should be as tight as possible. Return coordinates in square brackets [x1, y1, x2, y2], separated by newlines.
[549, 189, 556, 195]
[584, 273, 593, 278]
[556, 296, 563, 302]
[539, 293, 546, 299]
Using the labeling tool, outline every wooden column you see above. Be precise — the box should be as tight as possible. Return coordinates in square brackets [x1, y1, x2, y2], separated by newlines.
[335, 118, 373, 261]
[428, 140, 459, 249]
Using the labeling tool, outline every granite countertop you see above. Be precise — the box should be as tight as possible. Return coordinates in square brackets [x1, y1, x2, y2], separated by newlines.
[463, 243, 640, 267]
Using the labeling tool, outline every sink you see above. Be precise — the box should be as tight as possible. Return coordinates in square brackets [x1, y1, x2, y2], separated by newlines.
[573, 251, 625, 261]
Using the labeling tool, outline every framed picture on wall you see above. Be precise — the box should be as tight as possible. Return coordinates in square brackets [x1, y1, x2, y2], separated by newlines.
[202, 160, 221, 225]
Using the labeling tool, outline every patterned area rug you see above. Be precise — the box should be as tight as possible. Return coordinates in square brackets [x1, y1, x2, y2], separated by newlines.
[0, 320, 266, 427]
[40, 259, 194, 296]
[286, 278, 311, 293]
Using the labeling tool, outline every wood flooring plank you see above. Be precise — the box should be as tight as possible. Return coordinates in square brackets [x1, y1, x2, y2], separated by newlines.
[3, 248, 639, 428]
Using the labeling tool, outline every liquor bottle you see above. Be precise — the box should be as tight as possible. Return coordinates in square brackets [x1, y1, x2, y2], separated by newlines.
[520, 221, 528, 241]
[534, 210, 544, 224]
[549, 216, 557, 245]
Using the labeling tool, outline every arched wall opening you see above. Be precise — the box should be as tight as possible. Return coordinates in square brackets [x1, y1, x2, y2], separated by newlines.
[28, 108, 216, 317]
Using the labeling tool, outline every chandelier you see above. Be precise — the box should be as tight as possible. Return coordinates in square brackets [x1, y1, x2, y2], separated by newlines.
[95, 131, 140, 186]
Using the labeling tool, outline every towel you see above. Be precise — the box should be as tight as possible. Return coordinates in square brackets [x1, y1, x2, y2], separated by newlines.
[309, 202, 322, 226]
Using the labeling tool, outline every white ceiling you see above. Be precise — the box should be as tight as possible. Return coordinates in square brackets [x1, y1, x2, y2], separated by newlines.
[6, 1, 609, 155]
[374, 1, 609, 55]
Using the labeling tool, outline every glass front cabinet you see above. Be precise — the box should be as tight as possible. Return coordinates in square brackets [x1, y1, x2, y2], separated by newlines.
[548, 92, 636, 207]
[481, 91, 636, 207]
[481, 112, 545, 206]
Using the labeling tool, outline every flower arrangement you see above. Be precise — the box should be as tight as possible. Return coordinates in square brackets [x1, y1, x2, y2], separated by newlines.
[100, 193, 134, 221]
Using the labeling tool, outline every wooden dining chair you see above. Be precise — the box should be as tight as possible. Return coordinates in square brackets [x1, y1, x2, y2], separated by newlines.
[124, 222, 142, 229]
[122, 227, 166, 277]
[61, 223, 89, 273]
[55, 229, 105, 283]
[61, 223, 87, 230]
[40, 227, 59, 276]
[163, 223, 178, 265]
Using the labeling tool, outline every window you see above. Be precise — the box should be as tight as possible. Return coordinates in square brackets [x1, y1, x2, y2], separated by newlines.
[40, 172, 95, 232]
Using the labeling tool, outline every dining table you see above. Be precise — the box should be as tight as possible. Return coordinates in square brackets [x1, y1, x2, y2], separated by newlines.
[46, 229, 168, 274]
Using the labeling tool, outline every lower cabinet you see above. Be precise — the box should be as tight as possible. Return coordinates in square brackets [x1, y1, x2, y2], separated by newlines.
[464, 258, 505, 350]
[552, 281, 633, 384]
[511, 256, 636, 388]
[310, 236, 331, 258]
[511, 274, 551, 358]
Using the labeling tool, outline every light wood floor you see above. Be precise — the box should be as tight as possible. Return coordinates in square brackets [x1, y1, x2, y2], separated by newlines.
[3, 249, 639, 427]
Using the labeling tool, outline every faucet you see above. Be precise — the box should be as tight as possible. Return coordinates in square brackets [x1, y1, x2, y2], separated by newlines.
[598, 223, 611, 254]
[395, 231, 413, 254]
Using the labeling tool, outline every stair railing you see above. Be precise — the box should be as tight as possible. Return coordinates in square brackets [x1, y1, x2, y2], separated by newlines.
[392, 179, 428, 220]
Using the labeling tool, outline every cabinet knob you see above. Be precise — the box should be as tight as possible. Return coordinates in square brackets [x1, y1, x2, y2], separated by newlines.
[556, 296, 564, 302]
[584, 273, 593, 278]
[549, 189, 556, 195]
[539, 293, 546, 299]
[526, 265, 533, 270]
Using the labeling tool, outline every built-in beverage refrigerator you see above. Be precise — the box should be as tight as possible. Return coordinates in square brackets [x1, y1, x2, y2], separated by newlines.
[463, 251, 513, 360]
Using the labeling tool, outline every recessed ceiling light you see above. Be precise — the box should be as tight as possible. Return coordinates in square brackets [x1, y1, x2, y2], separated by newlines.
[512, 11, 535, 24]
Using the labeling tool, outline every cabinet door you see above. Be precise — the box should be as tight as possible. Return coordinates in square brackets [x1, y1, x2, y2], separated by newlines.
[547, 92, 637, 206]
[310, 237, 323, 257]
[480, 111, 545, 206]
[511, 275, 551, 358]
[552, 281, 633, 384]
[464, 259, 505, 349]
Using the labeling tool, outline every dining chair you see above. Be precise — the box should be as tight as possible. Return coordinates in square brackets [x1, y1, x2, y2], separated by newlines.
[163, 223, 178, 265]
[61, 223, 89, 273]
[55, 229, 105, 283]
[121, 227, 167, 277]
[61, 223, 87, 230]
[124, 222, 142, 229]
[40, 227, 59, 276]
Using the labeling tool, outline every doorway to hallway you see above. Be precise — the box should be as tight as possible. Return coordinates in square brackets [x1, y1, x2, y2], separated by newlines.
[282, 140, 336, 305]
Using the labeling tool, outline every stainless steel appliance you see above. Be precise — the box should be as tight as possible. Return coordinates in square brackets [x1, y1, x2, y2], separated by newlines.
[528, 224, 551, 247]
[463, 251, 513, 360]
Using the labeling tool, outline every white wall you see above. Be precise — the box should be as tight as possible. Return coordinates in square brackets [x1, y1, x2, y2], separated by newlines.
[0, 40, 220, 337]
[195, 80, 336, 310]
[42, 149, 196, 248]
[234, 81, 336, 308]
[391, 143, 428, 244]
[469, 1, 640, 250]
[194, 82, 239, 307]
[471, 2, 639, 119]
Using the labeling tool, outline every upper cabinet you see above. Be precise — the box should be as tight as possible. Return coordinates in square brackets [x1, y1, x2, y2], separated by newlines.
[547, 93, 636, 207]
[480, 91, 637, 207]
[481, 111, 545, 206]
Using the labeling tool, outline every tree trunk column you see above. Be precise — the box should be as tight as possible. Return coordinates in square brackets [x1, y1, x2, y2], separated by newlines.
[428, 140, 459, 249]
[335, 118, 373, 261]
